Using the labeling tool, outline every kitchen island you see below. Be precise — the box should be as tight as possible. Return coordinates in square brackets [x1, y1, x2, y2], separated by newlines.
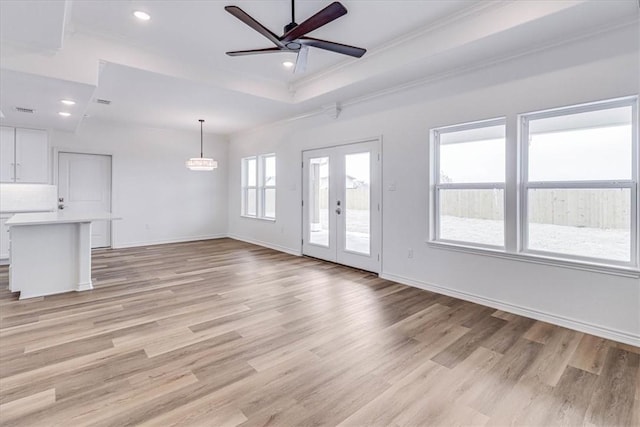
[6, 211, 120, 299]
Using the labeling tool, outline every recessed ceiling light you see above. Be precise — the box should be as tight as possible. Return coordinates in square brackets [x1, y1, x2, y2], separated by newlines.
[60, 99, 76, 106]
[282, 61, 295, 68]
[133, 10, 151, 21]
[58, 112, 71, 117]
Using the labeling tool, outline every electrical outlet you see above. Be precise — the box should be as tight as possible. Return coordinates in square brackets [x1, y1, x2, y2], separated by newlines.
[408, 248, 413, 258]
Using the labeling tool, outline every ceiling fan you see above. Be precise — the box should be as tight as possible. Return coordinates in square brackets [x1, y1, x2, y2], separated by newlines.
[224, 0, 366, 73]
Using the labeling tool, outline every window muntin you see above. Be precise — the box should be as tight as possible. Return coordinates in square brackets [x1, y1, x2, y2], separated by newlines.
[242, 154, 276, 220]
[522, 99, 636, 266]
[433, 119, 506, 249]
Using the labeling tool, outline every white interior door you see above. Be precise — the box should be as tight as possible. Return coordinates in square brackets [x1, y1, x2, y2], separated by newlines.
[58, 152, 112, 248]
[302, 139, 381, 273]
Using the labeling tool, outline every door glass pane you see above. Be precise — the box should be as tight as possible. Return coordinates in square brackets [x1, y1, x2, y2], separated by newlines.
[439, 189, 504, 247]
[528, 188, 630, 261]
[309, 157, 329, 247]
[345, 152, 370, 254]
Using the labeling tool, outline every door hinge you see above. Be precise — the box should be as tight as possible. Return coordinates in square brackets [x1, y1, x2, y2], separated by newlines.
[302, 239, 304, 245]
[302, 161, 304, 168]
[301, 200, 304, 207]
[377, 153, 380, 161]
[378, 203, 380, 212]
[377, 254, 380, 261]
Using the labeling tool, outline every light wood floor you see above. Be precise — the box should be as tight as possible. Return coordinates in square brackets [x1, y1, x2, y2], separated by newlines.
[0, 238, 638, 427]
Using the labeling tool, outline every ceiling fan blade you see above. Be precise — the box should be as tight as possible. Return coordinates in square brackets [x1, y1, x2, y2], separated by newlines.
[224, 6, 285, 48]
[294, 46, 309, 73]
[299, 37, 366, 58]
[226, 47, 283, 56]
[281, 1, 347, 42]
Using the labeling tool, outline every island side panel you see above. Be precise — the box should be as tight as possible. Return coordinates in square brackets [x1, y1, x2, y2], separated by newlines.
[10, 223, 80, 299]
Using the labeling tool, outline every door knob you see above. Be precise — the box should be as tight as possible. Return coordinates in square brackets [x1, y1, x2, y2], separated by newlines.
[335, 207, 341, 215]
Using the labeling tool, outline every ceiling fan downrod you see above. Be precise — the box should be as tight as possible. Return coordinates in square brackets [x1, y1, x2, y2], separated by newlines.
[284, 0, 298, 33]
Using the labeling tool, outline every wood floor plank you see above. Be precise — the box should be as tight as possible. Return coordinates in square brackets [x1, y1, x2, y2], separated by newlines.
[587, 347, 639, 426]
[0, 388, 56, 423]
[0, 238, 637, 427]
[569, 334, 609, 375]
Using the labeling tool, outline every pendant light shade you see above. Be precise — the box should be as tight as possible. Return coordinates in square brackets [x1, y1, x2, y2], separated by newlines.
[186, 119, 218, 171]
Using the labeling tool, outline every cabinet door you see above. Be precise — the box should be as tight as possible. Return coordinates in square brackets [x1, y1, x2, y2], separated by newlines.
[0, 216, 9, 260]
[15, 128, 48, 183]
[0, 127, 15, 183]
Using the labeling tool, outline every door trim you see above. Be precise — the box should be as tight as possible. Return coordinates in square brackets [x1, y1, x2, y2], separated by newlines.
[53, 147, 115, 248]
[301, 136, 383, 273]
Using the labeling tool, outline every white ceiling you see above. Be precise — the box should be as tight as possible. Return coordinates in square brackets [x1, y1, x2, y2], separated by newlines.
[0, 0, 638, 135]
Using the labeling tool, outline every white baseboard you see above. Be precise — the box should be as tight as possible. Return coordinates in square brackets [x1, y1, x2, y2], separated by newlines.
[112, 234, 228, 249]
[380, 271, 640, 348]
[227, 234, 302, 256]
[76, 281, 93, 292]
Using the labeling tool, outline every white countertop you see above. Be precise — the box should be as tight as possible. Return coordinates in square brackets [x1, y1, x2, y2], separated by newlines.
[6, 211, 121, 226]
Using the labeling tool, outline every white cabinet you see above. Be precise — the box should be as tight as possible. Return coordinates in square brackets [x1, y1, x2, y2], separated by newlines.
[0, 127, 15, 182]
[0, 215, 10, 261]
[0, 126, 48, 184]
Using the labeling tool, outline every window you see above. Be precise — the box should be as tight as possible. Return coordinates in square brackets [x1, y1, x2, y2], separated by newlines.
[242, 154, 276, 219]
[521, 98, 637, 266]
[431, 118, 506, 248]
[429, 96, 639, 273]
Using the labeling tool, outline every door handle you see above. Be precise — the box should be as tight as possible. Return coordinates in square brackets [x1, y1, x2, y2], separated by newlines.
[335, 207, 341, 215]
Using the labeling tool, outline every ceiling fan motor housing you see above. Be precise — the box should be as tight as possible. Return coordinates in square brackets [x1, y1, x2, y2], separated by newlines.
[284, 22, 297, 33]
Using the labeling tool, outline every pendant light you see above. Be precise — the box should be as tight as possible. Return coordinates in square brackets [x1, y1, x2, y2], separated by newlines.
[186, 119, 218, 171]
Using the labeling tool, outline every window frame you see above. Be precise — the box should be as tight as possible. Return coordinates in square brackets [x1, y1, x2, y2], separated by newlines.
[241, 153, 276, 220]
[519, 97, 638, 268]
[430, 117, 507, 250]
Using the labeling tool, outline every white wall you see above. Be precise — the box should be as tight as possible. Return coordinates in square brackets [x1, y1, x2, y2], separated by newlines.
[227, 25, 640, 345]
[52, 120, 228, 248]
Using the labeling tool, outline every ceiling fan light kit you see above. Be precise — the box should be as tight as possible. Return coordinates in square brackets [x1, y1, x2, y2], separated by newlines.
[186, 119, 218, 171]
[225, 0, 366, 73]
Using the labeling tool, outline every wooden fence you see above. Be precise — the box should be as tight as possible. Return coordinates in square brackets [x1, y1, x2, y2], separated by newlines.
[318, 187, 630, 229]
[441, 188, 629, 229]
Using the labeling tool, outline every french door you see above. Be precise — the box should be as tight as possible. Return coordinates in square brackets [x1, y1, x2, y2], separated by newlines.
[302, 139, 381, 273]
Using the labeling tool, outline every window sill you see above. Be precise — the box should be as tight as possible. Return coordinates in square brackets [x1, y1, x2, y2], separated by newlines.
[240, 215, 276, 222]
[425, 240, 640, 278]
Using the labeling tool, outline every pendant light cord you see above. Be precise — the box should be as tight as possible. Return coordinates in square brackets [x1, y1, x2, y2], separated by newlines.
[291, 0, 295, 23]
[199, 119, 204, 158]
